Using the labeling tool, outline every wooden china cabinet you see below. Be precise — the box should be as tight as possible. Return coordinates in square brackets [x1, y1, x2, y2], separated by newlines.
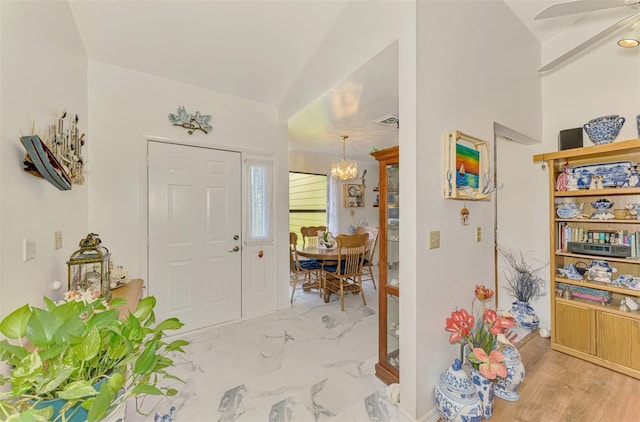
[371, 145, 399, 384]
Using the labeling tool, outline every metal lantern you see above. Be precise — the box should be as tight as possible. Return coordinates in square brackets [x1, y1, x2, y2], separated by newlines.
[67, 233, 111, 299]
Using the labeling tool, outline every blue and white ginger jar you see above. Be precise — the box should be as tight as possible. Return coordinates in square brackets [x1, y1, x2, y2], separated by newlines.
[434, 358, 482, 422]
[511, 300, 539, 329]
[494, 344, 525, 401]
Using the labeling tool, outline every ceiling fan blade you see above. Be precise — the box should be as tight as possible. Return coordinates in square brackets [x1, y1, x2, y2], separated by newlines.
[536, 0, 630, 20]
[539, 10, 640, 71]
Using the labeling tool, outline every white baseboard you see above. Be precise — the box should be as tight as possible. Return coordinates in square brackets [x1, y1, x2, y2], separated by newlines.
[397, 405, 440, 422]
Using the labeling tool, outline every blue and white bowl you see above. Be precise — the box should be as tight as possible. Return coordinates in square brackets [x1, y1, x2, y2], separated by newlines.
[583, 115, 625, 145]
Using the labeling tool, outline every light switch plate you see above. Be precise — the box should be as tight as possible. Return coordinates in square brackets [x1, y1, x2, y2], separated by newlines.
[429, 230, 440, 249]
[23, 238, 36, 261]
[55, 231, 62, 249]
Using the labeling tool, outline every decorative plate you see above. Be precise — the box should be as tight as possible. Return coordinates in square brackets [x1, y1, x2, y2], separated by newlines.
[556, 205, 573, 218]
[571, 160, 633, 189]
[348, 186, 358, 197]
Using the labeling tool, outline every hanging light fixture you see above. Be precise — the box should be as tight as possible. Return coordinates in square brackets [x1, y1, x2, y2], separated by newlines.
[331, 135, 358, 180]
[618, 19, 640, 48]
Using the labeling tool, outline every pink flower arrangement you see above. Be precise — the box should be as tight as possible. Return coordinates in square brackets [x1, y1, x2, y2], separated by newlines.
[444, 284, 516, 379]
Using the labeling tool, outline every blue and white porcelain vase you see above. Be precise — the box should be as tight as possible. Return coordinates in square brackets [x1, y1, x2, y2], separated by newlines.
[470, 367, 495, 420]
[583, 115, 625, 144]
[434, 359, 483, 422]
[494, 344, 525, 401]
[511, 300, 539, 329]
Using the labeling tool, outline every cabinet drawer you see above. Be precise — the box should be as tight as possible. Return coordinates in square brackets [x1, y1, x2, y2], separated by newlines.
[598, 312, 640, 370]
[555, 301, 594, 354]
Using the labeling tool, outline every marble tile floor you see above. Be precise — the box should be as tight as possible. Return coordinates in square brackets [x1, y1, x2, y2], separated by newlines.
[126, 276, 398, 421]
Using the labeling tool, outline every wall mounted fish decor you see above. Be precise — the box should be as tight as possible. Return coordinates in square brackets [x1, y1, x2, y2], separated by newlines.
[168, 106, 213, 135]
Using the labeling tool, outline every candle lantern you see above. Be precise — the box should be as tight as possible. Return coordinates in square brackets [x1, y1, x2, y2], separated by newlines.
[67, 233, 111, 299]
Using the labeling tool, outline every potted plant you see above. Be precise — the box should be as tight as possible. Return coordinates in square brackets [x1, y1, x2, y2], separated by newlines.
[0, 293, 188, 421]
[500, 249, 548, 329]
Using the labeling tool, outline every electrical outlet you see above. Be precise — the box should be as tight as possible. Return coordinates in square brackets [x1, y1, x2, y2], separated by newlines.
[429, 230, 440, 249]
[475, 227, 482, 242]
[55, 231, 62, 249]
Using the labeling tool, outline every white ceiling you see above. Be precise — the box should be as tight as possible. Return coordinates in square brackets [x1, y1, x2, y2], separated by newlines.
[68, 0, 638, 160]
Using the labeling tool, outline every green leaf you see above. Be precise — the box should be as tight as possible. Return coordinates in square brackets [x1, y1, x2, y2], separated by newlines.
[110, 297, 127, 308]
[35, 365, 75, 395]
[42, 296, 57, 312]
[87, 380, 111, 422]
[133, 341, 158, 374]
[0, 339, 28, 363]
[134, 296, 156, 321]
[38, 344, 67, 363]
[54, 314, 85, 345]
[132, 384, 163, 395]
[0, 304, 32, 339]
[155, 318, 184, 332]
[26, 308, 61, 348]
[164, 387, 178, 396]
[8, 406, 53, 421]
[57, 380, 98, 400]
[126, 312, 142, 341]
[144, 310, 156, 327]
[86, 308, 119, 330]
[165, 339, 189, 353]
[73, 327, 101, 361]
[11, 352, 42, 381]
[107, 371, 125, 392]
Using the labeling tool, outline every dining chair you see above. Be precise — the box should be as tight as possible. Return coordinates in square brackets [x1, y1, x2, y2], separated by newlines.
[322, 233, 368, 311]
[300, 226, 327, 249]
[355, 226, 379, 289]
[289, 232, 322, 304]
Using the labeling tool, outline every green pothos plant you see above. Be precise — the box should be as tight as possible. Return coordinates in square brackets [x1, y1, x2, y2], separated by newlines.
[0, 295, 188, 421]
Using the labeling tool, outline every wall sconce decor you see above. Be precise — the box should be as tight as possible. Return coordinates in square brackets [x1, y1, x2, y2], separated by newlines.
[168, 106, 213, 135]
[19, 111, 86, 190]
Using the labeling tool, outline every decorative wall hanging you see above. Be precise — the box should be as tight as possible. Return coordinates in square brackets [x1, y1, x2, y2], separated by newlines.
[460, 205, 470, 225]
[168, 106, 212, 135]
[444, 130, 495, 200]
[19, 111, 86, 190]
[343, 183, 365, 208]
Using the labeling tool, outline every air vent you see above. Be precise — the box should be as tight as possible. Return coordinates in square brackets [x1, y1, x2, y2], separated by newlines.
[374, 114, 399, 128]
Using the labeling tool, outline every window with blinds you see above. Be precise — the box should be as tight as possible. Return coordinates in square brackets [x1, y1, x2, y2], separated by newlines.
[289, 172, 327, 245]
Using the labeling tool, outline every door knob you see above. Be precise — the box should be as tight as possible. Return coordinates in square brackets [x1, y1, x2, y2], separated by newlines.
[228, 246, 240, 253]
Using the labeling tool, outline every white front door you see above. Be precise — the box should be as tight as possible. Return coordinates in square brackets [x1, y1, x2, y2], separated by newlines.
[148, 141, 242, 331]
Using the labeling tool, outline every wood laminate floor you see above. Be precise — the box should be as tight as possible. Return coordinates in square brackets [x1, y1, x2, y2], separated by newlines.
[492, 333, 640, 422]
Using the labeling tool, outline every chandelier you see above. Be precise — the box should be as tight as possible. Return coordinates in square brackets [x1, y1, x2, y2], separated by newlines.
[331, 135, 358, 180]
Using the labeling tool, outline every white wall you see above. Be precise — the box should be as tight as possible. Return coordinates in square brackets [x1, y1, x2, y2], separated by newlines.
[0, 1, 88, 316]
[415, 1, 541, 419]
[86, 61, 287, 310]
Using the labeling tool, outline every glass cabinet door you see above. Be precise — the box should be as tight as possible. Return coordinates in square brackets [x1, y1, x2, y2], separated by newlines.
[386, 163, 399, 370]
[372, 146, 399, 385]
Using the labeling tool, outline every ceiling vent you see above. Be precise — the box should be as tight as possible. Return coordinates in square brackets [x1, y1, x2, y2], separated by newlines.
[374, 114, 399, 128]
